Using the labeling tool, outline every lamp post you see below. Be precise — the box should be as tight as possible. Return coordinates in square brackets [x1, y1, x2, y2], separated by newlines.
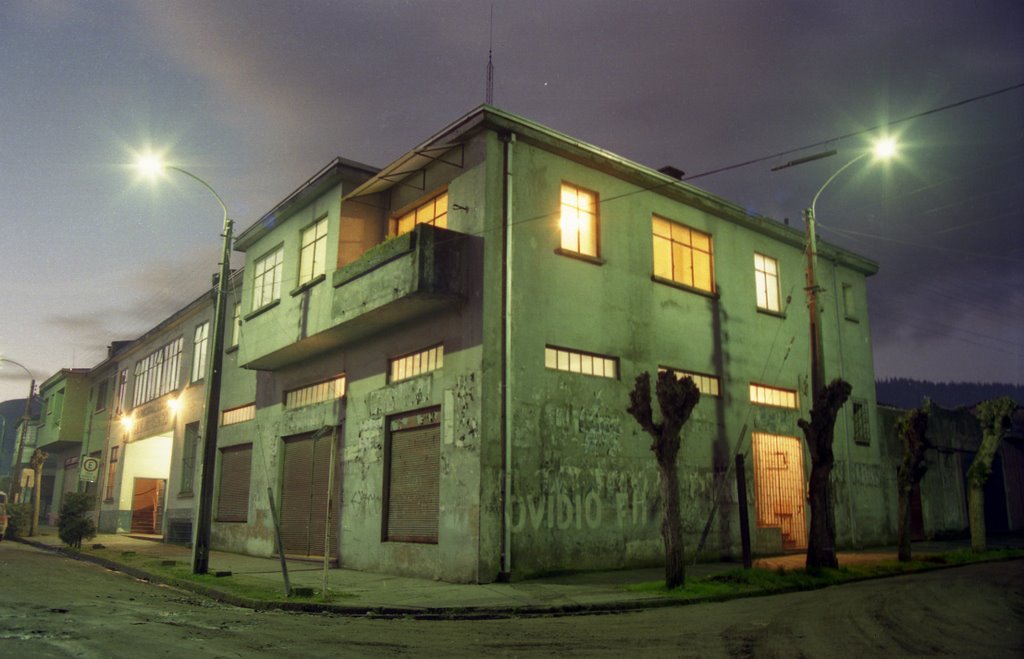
[802, 138, 896, 397]
[135, 155, 233, 575]
[1, 357, 36, 502]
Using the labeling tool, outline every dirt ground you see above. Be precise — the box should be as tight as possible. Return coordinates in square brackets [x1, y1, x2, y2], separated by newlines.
[1, 541, 1021, 657]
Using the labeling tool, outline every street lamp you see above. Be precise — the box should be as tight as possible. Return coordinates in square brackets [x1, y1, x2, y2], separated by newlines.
[803, 137, 897, 396]
[1, 357, 36, 502]
[134, 153, 233, 575]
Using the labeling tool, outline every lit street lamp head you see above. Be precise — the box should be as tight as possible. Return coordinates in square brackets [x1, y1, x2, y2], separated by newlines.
[134, 151, 167, 179]
[872, 136, 898, 160]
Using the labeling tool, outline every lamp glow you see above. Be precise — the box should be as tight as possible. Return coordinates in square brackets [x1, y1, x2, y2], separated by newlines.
[120, 415, 134, 431]
[167, 398, 181, 415]
[872, 137, 898, 160]
[135, 152, 166, 178]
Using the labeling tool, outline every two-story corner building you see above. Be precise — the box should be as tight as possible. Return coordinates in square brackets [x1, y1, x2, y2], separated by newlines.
[217, 105, 885, 583]
[34, 368, 90, 522]
[97, 273, 254, 541]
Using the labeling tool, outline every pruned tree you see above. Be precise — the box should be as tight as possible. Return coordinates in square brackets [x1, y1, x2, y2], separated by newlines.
[968, 396, 1016, 552]
[627, 370, 700, 589]
[896, 406, 930, 562]
[797, 378, 851, 571]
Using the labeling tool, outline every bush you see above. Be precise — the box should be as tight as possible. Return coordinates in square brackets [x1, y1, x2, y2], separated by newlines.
[58, 492, 96, 549]
[6, 502, 33, 539]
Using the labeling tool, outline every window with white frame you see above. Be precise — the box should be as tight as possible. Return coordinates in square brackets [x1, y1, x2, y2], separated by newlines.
[754, 253, 781, 312]
[252, 246, 284, 309]
[298, 217, 328, 284]
[652, 216, 714, 292]
[545, 346, 618, 379]
[285, 375, 347, 408]
[132, 337, 183, 407]
[390, 346, 444, 383]
[559, 183, 599, 257]
[659, 367, 720, 396]
[191, 322, 209, 383]
[749, 383, 799, 409]
[230, 303, 241, 347]
[391, 191, 448, 237]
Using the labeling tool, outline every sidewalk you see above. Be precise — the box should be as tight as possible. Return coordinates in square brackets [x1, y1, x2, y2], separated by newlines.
[12, 527, 1001, 619]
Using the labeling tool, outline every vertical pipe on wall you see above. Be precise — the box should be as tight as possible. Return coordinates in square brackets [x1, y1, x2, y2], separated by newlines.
[498, 130, 516, 580]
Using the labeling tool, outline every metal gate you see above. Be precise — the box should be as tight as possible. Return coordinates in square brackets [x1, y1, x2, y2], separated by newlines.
[752, 432, 807, 549]
[384, 408, 440, 544]
[280, 430, 335, 557]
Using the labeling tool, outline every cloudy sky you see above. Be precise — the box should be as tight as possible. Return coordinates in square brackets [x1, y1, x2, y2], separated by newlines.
[1, 0, 1021, 402]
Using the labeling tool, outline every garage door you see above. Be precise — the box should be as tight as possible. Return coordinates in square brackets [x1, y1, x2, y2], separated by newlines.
[280, 430, 336, 557]
[384, 408, 440, 544]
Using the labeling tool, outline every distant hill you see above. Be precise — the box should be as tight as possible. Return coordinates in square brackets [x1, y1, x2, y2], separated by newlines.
[875, 378, 1024, 409]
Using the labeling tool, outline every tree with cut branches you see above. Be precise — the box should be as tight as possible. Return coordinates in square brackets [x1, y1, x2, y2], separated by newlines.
[626, 370, 700, 589]
[797, 378, 851, 571]
[896, 407, 930, 562]
[968, 396, 1016, 552]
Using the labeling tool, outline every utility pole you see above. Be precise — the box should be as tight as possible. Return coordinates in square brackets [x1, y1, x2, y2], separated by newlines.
[10, 378, 35, 502]
[803, 207, 826, 398]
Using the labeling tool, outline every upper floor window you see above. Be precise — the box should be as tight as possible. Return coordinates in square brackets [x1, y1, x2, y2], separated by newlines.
[852, 399, 871, 444]
[659, 367, 720, 397]
[285, 375, 347, 408]
[191, 322, 209, 383]
[545, 345, 618, 379]
[230, 303, 241, 347]
[94, 379, 109, 412]
[116, 368, 128, 414]
[298, 217, 328, 285]
[392, 191, 448, 237]
[842, 283, 858, 321]
[559, 183, 598, 257]
[132, 337, 183, 407]
[754, 253, 781, 312]
[390, 345, 444, 383]
[252, 246, 284, 309]
[652, 216, 714, 292]
[222, 403, 256, 426]
[749, 383, 798, 409]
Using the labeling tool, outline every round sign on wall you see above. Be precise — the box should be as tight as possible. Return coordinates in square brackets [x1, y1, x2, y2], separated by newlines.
[79, 456, 101, 482]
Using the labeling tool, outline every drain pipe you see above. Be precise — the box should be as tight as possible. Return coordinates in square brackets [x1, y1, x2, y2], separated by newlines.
[498, 130, 515, 580]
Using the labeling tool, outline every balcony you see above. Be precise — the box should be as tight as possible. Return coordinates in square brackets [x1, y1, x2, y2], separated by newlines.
[243, 224, 467, 370]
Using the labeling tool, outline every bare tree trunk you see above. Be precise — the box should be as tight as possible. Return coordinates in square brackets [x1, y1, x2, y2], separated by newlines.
[658, 458, 684, 589]
[897, 486, 912, 561]
[968, 484, 987, 553]
[806, 460, 838, 569]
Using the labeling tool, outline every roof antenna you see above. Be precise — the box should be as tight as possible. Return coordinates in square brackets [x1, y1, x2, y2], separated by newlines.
[485, 3, 494, 105]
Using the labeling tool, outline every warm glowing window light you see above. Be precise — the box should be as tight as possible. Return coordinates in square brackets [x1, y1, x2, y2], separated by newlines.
[285, 375, 346, 408]
[754, 253, 781, 312]
[390, 346, 444, 383]
[222, 404, 255, 426]
[659, 367, 720, 397]
[559, 184, 598, 257]
[749, 383, 799, 409]
[652, 216, 714, 292]
[545, 346, 618, 379]
[392, 191, 448, 237]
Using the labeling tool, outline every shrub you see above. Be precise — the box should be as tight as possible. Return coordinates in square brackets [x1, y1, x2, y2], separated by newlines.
[58, 492, 96, 549]
[6, 502, 33, 539]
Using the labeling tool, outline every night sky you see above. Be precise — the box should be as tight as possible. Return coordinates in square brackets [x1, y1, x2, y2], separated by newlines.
[1, 0, 1021, 402]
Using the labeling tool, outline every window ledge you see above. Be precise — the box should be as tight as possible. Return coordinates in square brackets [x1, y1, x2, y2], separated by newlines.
[651, 275, 718, 299]
[554, 248, 605, 266]
[756, 307, 787, 319]
[845, 315, 860, 324]
[178, 492, 194, 499]
[290, 273, 326, 297]
[225, 344, 239, 354]
[244, 299, 280, 321]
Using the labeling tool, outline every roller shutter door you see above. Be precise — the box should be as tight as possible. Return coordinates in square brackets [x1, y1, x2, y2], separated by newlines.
[384, 408, 440, 544]
[280, 432, 334, 557]
[216, 444, 252, 522]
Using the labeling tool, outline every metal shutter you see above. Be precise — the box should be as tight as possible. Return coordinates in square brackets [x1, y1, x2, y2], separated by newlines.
[216, 444, 252, 522]
[280, 432, 334, 556]
[385, 410, 440, 543]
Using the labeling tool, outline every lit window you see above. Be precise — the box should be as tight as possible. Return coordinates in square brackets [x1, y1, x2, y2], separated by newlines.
[545, 346, 618, 379]
[104, 445, 119, 502]
[749, 383, 799, 409]
[132, 337, 183, 407]
[191, 322, 209, 383]
[285, 375, 347, 408]
[252, 246, 284, 309]
[559, 183, 598, 257]
[754, 253, 781, 312]
[298, 217, 328, 284]
[222, 403, 255, 426]
[852, 399, 871, 445]
[230, 303, 241, 347]
[659, 367, 720, 396]
[652, 216, 714, 292]
[392, 191, 448, 237]
[390, 346, 444, 383]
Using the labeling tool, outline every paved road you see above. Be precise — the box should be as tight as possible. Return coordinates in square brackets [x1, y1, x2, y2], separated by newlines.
[1, 541, 1021, 657]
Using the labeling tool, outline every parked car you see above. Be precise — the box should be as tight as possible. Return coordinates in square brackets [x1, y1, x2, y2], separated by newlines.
[0, 491, 8, 540]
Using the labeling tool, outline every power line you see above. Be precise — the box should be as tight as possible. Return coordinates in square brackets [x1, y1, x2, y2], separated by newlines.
[684, 81, 1024, 181]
